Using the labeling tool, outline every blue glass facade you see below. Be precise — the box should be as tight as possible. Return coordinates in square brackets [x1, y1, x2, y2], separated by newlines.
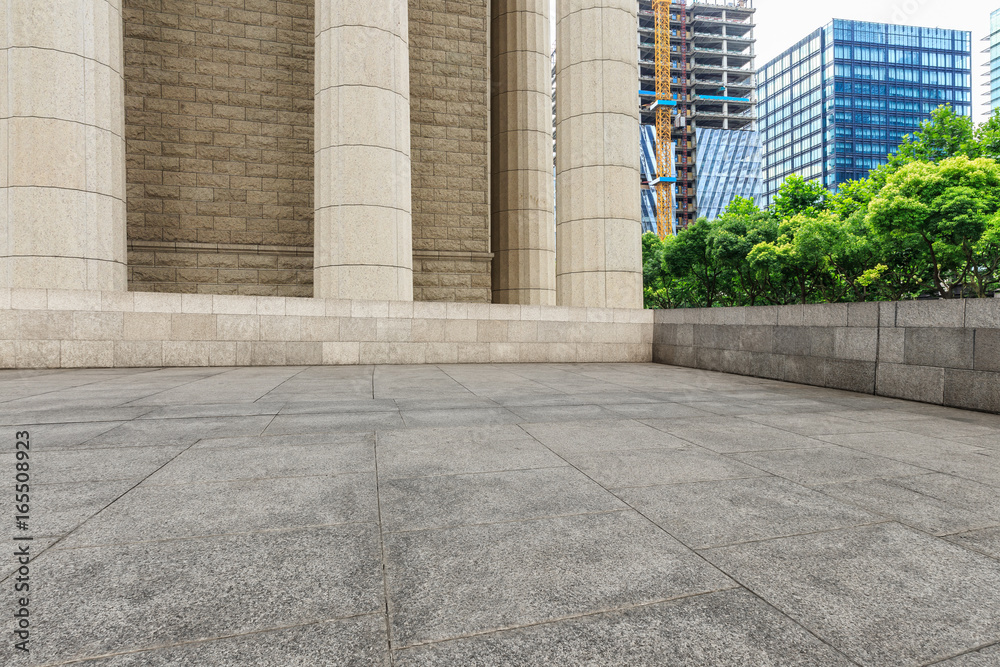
[695, 127, 762, 220]
[757, 20, 973, 208]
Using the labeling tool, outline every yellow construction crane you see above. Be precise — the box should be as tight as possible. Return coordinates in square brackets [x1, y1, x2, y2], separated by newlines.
[651, 0, 675, 238]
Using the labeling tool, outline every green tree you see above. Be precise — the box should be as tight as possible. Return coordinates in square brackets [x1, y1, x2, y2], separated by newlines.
[975, 108, 1000, 161]
[890, 105, 978, 166]
[707, 197, 778, 305]
[770, 175, 829, 219]
[662, 218, 731, 308]
[867, 156, 1000, 298]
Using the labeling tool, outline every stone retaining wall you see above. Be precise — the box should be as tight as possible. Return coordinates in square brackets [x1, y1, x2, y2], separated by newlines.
[653, 300, 1000, 412]
[0, 290, 651, 368]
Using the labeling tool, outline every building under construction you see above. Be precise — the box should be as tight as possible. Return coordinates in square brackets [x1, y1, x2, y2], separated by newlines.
[638, 0, 761, 232]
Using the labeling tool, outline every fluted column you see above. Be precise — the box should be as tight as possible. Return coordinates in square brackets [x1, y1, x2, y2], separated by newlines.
[314, 0, 413, 300]
[555, 0, 642, 308]
[0, 0, 127, 290]
[490, 0, 556, 305]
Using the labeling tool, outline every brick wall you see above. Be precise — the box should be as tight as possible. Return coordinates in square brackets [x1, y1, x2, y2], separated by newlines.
[123, 0, 495, 301]
[408, 0, 493, 302]
[122, 0, 314, 297]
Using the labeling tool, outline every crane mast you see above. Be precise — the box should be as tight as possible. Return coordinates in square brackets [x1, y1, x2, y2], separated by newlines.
[652, 0, 674, 238]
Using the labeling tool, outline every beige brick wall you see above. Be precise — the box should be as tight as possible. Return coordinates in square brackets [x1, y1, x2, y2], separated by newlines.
[123, 0, 315, 296]
[408, 0, 492, 303]
[123, 0, 494, 301]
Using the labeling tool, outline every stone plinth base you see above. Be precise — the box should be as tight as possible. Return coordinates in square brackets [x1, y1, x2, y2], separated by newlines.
[0, 290, 652, 368]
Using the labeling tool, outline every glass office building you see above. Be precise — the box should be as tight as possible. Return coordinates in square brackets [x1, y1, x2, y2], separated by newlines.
[695, 127, 762, 220]
[757, 20, 973, 208]
[989, 9, 1000, 112]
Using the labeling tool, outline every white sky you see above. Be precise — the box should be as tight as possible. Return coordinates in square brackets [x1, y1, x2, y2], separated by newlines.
[549, 0, 997, 120]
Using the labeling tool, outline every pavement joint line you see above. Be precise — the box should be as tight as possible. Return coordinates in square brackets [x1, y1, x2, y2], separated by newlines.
[813, 438, 999, 486]
[372, 430, 396, 665]
[0, 367, 167, 405]
[249, 365, 312, 404]
[115, 367, 244, 409]
[383, 508, 632, 536]
[603, 473, 774, 492]
[920, 638, 1000, 666]
[0, 434, 204, 585]
[693, 550, 867, 667]
[377, 464, 573, 483]
[134, 469, 378, 488]
[514, 420, 866, 667]
[389, 586, 743, 653]
[688, 519, 897, 552]
[35, 519, 382, 553]
[38, 613, 387, 667]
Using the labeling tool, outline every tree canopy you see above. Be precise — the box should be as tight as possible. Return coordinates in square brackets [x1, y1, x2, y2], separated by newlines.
[644, 106, 1000, 308]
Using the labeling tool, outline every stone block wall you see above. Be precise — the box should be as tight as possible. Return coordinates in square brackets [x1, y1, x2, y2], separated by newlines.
[0, 289, 652, 368]
[653, 300, 1000, 413]
[121, 0, 493, 301]
[408, 0, 492, 302]
[122, 0, 316, 296]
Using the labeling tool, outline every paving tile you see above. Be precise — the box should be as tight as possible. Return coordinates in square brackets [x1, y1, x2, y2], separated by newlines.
[822, 408, 929, 424]
[644, 417, 822, 453]
[394, 589, 851, 667]
[59, 474, 377, 547]
[600, 401, 715, 420]
[491, 392, 648, 407]
[745, 412, 895, 435]
[730, 445, 930, 486]
[15, 421, 127, 450]
[376, 425, 565, 479]
[881, 417, 999, 440]
[703, 523, 1000, 667]
[566, 447, 768, 489]
[0, 406, 154, 426]
[85, 416, 275, 448]
[670, 400, 761, 416]
[521, 419, 689, 454]
[393, 397, 501, 411]
[933, 645, 1000, 665]
[192, 431, 374, 450]
[9, 480, 137, 539]
[816, 432, 1000, 488]
[263, 411, 405, 435]
[278, 398, 411, 415]
[76, 615, 391, 666]
[146, 441, 375, 485]
[944, 527, 1000, 560]
[384, 511, 734, 647]
[29, 446, 183, 485]
[379, 467, 624, 532]
[399, 407, 521, 429]
[618, 477, 879, 549]
[34, 525, 383, 664]
[135, 402, 286, 419]
[815, 473, 1000, 536]
[506, 404, 623, 423]
[954, 433, 1000, 450]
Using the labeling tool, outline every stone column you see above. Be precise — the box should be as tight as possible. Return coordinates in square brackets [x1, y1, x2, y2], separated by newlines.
[490, 0, 556, 305]
[555, 0, 643, 308]
[0, 0, 127, 290]
[314, 0, 414, 301]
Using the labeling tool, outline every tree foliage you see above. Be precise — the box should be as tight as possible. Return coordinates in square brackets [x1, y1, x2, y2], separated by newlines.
[643, 106, 1000, 308]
